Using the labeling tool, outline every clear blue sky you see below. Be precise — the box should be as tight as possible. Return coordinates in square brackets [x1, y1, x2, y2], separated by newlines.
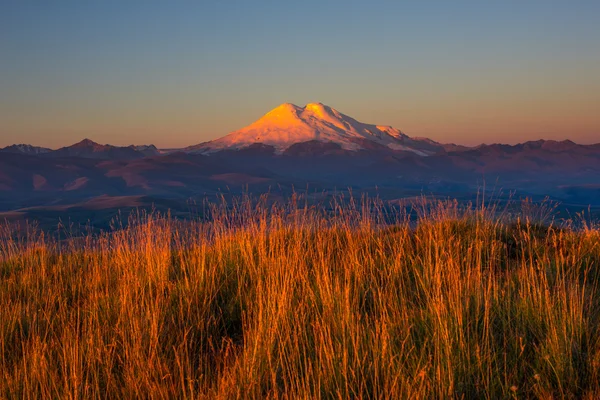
[1, 1, 599, 148]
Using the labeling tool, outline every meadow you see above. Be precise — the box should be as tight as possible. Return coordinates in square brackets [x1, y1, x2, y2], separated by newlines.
[1, 195, 599, 399]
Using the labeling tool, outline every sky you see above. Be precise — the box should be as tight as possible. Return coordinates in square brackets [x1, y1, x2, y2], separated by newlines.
[1, 1, 599, 148]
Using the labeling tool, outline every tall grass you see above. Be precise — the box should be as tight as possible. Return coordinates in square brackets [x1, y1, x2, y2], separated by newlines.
[1, 196, 599, 398]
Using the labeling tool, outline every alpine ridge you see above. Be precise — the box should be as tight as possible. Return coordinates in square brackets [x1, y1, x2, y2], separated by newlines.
[188, 102, 444, 155]
[0, 144, 52, 155]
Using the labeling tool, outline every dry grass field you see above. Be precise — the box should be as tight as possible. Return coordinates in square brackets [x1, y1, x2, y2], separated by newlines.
[1, 196, 600, 399]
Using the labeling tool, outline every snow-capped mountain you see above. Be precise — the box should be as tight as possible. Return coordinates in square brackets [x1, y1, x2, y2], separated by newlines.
[188, 102, 444, 155]
[0, 144, 52, 155]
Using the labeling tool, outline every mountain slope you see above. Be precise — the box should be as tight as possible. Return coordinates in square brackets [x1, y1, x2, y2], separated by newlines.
[189, 102, 444, 155]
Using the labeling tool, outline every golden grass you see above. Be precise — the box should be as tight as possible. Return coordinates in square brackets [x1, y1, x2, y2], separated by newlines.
[1, 196, 599, 399]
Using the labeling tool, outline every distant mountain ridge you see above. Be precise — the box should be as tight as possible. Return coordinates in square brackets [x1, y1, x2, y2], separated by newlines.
[47, 139, 159, 160]
[0, 144, 52, 155]
[1, 139, 160, 160]
[2, 103, 599, 223]
[3, 104, 596, 159]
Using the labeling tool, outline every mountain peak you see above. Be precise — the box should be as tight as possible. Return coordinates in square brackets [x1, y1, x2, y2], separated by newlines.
[263, 103, 302, 120]
[272, 102, 301, 111]
[267, 102, 338, 119]
[190, 102, 443, 155]
[304, 102, 326, 111]
[72, 138, 101, 148]
[304, 102, 328, 111]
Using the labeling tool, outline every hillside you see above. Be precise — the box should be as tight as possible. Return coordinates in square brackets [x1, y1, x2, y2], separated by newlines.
[1, 197, 599, 398]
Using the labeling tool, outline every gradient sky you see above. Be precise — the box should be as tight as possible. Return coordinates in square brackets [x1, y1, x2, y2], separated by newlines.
[1, 1, 599, 148]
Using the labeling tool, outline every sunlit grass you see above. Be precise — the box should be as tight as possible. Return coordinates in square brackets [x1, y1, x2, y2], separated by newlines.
[1, 196, 599, 398]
